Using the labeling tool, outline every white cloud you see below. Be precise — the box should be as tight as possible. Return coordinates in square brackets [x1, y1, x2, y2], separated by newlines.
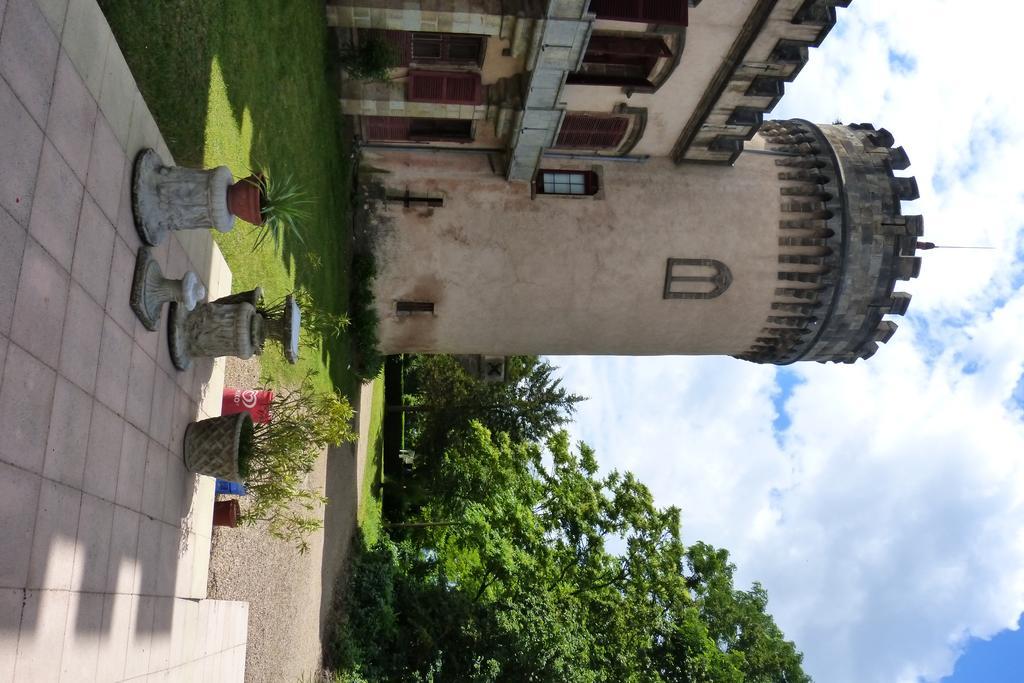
[551, 2, 1024, 681]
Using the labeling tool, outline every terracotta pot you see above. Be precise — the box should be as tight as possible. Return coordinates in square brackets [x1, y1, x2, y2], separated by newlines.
[182, 412, 252, 482]
[226, 175, 264, 225]
[213, 499, 241, 527]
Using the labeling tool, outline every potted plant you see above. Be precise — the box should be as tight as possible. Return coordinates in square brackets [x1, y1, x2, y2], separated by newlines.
[182, 373, 356, 551]
[231, 169, 310, 253]
[257, 288, 349, 363]
[289, 288, 350, 349]
[131, 150, 310, 248]
[213, 499, 241, 527]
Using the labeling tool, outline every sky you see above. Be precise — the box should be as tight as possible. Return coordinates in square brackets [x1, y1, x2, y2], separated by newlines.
[552, 1, 1024, 681]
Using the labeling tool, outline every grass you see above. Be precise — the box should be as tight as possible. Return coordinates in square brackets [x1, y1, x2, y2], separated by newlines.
[100, 0, 355, 395]
[358, 376, 386, 546]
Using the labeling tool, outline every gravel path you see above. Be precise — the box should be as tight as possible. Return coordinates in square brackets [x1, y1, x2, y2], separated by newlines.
[206, 358, 368, 682]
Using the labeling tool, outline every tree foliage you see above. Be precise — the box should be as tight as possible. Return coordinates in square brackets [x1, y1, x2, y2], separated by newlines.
[403, 355, 585, 456]
[329, 421, 809, 682]
[341, 34, 398, 81]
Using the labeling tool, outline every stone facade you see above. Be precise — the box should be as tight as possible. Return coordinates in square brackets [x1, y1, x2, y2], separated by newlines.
[340, 0, 924, 364]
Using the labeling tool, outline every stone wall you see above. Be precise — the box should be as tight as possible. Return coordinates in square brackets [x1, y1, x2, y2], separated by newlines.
[671, 0, 853, 164]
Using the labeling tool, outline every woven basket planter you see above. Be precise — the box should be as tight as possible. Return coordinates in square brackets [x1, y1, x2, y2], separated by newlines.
[183, 412, 252, 483]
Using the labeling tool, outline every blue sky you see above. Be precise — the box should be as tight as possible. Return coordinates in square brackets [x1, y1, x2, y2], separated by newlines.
[942, 619, 1024, 683]
[551, 2, 1024, 681]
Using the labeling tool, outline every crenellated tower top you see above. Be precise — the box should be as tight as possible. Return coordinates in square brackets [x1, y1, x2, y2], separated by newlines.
[738, 120, 922, 364]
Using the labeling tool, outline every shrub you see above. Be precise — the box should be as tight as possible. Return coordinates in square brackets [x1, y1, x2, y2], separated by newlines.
[349, 253, 384, 380]
[341, 35, 398, 81]
[239, 372, 357, 552]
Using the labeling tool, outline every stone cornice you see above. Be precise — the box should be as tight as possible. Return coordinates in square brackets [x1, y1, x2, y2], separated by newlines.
[671, 0, 852, 165]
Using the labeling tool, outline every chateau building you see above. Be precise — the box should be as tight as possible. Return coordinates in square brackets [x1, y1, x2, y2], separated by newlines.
[327, 0, 924, 364]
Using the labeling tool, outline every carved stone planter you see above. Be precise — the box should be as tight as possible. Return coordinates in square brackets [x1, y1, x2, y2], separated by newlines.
[168, 300, 265, 371]
[167, 286, 303, 369]
[132, 148, 235, 246]
[183, 412, 251, 483]
[130, 247, 206, 331]
[213, 287, 263, 307]
[260, 294, 301, 364]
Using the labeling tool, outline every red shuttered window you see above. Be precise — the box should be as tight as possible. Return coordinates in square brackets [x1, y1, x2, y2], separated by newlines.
[411, 33, 484, 65]
[555, 114, 630, 149]
[588, 0, 688, 25]
[365, 116, 412, 141]
[585, 34, 672, 58]
[407, 70, 482, 105]
[365, 117, 474, 142]
[568, 33, 672, 86]
[360, 31, 485, 66]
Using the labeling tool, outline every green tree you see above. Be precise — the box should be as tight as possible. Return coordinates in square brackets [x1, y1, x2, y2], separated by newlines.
[400, 355, 585, 456]
[331, 424, 810, 682]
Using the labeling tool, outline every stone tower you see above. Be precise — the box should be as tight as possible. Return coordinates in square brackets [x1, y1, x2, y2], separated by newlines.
[333, 0, 923, 363]
[361, 119, 921, 364]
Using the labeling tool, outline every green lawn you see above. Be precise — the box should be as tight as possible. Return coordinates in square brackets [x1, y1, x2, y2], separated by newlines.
[358, 376, 386, 546]
[100, 0, 354, 395]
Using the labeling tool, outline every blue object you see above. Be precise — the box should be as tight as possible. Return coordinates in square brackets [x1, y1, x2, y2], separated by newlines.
[215, 480, 247, 495]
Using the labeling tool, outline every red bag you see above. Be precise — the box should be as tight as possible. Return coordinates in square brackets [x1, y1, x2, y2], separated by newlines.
[221, 388, 273, 423]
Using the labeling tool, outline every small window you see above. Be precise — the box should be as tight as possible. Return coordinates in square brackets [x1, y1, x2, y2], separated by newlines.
[386, 189, 445, 207]
[663, 258, 732, 300]
[535, 170, 600, 196]
[396, 301, 435, 314]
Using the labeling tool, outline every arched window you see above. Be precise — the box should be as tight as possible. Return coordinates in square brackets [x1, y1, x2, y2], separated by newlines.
[663, 258, 732, 299]
[555, 114, 630, 150]
[568, 34, 672, 87]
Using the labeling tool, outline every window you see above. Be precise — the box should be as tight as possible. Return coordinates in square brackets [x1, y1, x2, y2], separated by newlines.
[663, 258, 732, 299]
[362, 31, 484, 66]
[396, 301, 435, 314]
[407, 70, 483, 104]
[568, 34, 671, 87]
[386, 189, 445, 207]
[535, 169, 600, 196]
[365, 116, 411, 141]
[588, 0, 688, 26]
[365, 117, 473, 142]
[411, 33, 484, 65]
[409, 118, 473, 141]
[555, 114, 630, 150]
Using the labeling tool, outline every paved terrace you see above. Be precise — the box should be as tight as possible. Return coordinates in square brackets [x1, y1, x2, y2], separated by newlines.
[0, 0, 248, 680]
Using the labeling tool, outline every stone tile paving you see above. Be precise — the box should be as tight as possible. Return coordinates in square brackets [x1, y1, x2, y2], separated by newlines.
[0, 0, 249, 680]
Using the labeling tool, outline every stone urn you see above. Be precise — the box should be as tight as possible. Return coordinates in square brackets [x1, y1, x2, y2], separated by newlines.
[183, 412, 252, 482]
[168, 300, 265, 371]
[132, 148, 247, 246]
[129, 247, 205, 331]
[258, 294, 302, 364]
